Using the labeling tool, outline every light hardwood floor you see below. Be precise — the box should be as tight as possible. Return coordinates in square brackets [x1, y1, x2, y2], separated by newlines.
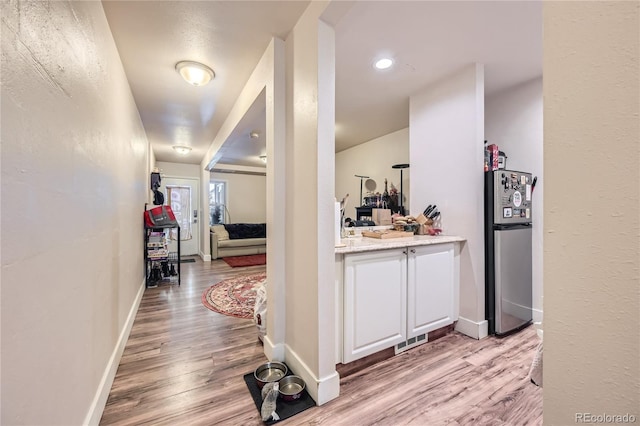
[100, 258, 542, 425]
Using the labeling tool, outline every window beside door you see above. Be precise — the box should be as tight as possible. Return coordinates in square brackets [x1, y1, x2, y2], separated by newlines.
[210, 180, 228, 225]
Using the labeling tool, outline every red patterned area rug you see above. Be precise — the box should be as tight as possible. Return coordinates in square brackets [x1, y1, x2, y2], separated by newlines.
[201, 272, 266, 319]
[222, 253, 266, 268]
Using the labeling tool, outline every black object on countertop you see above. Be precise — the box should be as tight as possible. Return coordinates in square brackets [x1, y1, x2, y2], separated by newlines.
[424, 205, 436, 217]
[243, 365, 315, 424]
[392, 163, 410, 214]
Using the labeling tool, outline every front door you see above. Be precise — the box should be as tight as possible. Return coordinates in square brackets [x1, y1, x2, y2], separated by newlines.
[161, 177, 199, 256]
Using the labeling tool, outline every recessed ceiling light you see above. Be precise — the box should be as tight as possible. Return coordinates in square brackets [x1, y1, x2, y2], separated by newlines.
[259, 155, 267, 164]
[172, 145, 192, 155]
[250, 130, 260, 139]
[374, 58, 394, 70]
[175, 61, 215, 86]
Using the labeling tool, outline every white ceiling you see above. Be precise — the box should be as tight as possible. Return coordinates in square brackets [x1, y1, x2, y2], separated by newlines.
[101, 0, 309, 166]
[102, 1, 541, 168]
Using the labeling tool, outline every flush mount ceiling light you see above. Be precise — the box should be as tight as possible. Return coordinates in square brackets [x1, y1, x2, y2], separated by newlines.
[175, 61, 215, 86]
[374, 58, 394, 70]
[172, 145, 192, 155]
[250, 130, 260, 139]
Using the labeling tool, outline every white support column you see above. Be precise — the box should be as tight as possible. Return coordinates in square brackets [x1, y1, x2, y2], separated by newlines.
[283, 1, 340, 405]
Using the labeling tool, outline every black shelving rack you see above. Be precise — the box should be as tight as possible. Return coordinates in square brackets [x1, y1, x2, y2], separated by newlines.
[144, 224, 181, 288]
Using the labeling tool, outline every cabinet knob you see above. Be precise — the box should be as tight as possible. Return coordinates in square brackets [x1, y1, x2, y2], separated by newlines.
[402, 251, 407, 255]
[410, 249, 416, 254]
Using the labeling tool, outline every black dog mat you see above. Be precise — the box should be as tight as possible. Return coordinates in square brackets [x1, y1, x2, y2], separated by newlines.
[180, 258, 196, 263]
[243, 365, 315, 424]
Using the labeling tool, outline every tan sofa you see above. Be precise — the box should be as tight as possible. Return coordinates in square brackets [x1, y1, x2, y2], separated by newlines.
[210, 224, 267, 260]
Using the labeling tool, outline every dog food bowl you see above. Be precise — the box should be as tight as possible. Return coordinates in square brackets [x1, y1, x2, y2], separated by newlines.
[254, 362, 287, 389]
[278, 375, 306, 401]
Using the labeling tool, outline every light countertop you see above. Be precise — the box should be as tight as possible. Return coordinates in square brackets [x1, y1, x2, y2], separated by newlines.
[335, 234, 466, 254]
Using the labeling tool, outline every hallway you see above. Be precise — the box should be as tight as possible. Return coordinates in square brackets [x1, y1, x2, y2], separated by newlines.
[101, 258, 542, 425]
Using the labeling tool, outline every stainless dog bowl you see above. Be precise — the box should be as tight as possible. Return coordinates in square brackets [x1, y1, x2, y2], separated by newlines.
[254, 361, 288, 389]
[278, 375, 306, 401]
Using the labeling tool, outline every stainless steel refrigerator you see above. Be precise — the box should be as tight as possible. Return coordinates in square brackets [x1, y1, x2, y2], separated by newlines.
[485, 169, 533, 336]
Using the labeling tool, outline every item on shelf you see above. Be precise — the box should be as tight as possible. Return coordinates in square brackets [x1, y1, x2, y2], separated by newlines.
[363, 193, 378, 207]
[486, 143, 499, 171]
[150, 171, 161, 190]
[152, 188, 165, 205]
[144, 220, 181, 287]
[148, 266, 163, 283]
[147, 248, 169, 260]
[498, 151, 507, 169]
[144, 205, 178, 227]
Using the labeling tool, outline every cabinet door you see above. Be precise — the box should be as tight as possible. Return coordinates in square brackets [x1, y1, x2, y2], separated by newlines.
[343, 249, 407, 363]
[407, 243, 455, 338]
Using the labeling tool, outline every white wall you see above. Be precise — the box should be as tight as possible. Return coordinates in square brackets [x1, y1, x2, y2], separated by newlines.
[210, 172, 267, 223]
[155, 161, 200, 180]
[485, 77, 543, 322]
[335, 128, 410, 219]
[409, 64, 487, 338]
[1, 2, 148, 424]
[544, 2, 639, 422]
[149, 147, 157, 205]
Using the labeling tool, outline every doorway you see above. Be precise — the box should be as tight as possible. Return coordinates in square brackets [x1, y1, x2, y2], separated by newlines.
[162, 177, 200, 256]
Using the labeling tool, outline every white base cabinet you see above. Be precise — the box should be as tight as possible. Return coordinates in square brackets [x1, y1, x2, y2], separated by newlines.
[407, 244, 456, 338]
[340, 243, 458, 364]
[343, 249, 407, 364]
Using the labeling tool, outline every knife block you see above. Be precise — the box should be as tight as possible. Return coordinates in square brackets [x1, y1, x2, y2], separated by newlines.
[416, 216, 434, 235]
[416, 213, 434, 225]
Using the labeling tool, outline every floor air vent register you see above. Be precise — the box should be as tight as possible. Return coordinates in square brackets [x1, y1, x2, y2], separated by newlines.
[395, 333, 427, 354]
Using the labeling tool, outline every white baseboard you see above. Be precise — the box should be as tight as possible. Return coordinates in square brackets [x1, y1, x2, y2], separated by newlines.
[284, 345, 340, 406]
[455, 316, 489, 340]
[503, 299, 532, 323]
[263, 335, 285, 361]
[532, 308, 543, 324]
[83, 279, 145, 425]
[199, 250, 212, 262]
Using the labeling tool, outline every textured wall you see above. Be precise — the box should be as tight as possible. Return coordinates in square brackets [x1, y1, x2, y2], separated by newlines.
[1, 1, 148, 424]
[544, 1, 639, 422]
